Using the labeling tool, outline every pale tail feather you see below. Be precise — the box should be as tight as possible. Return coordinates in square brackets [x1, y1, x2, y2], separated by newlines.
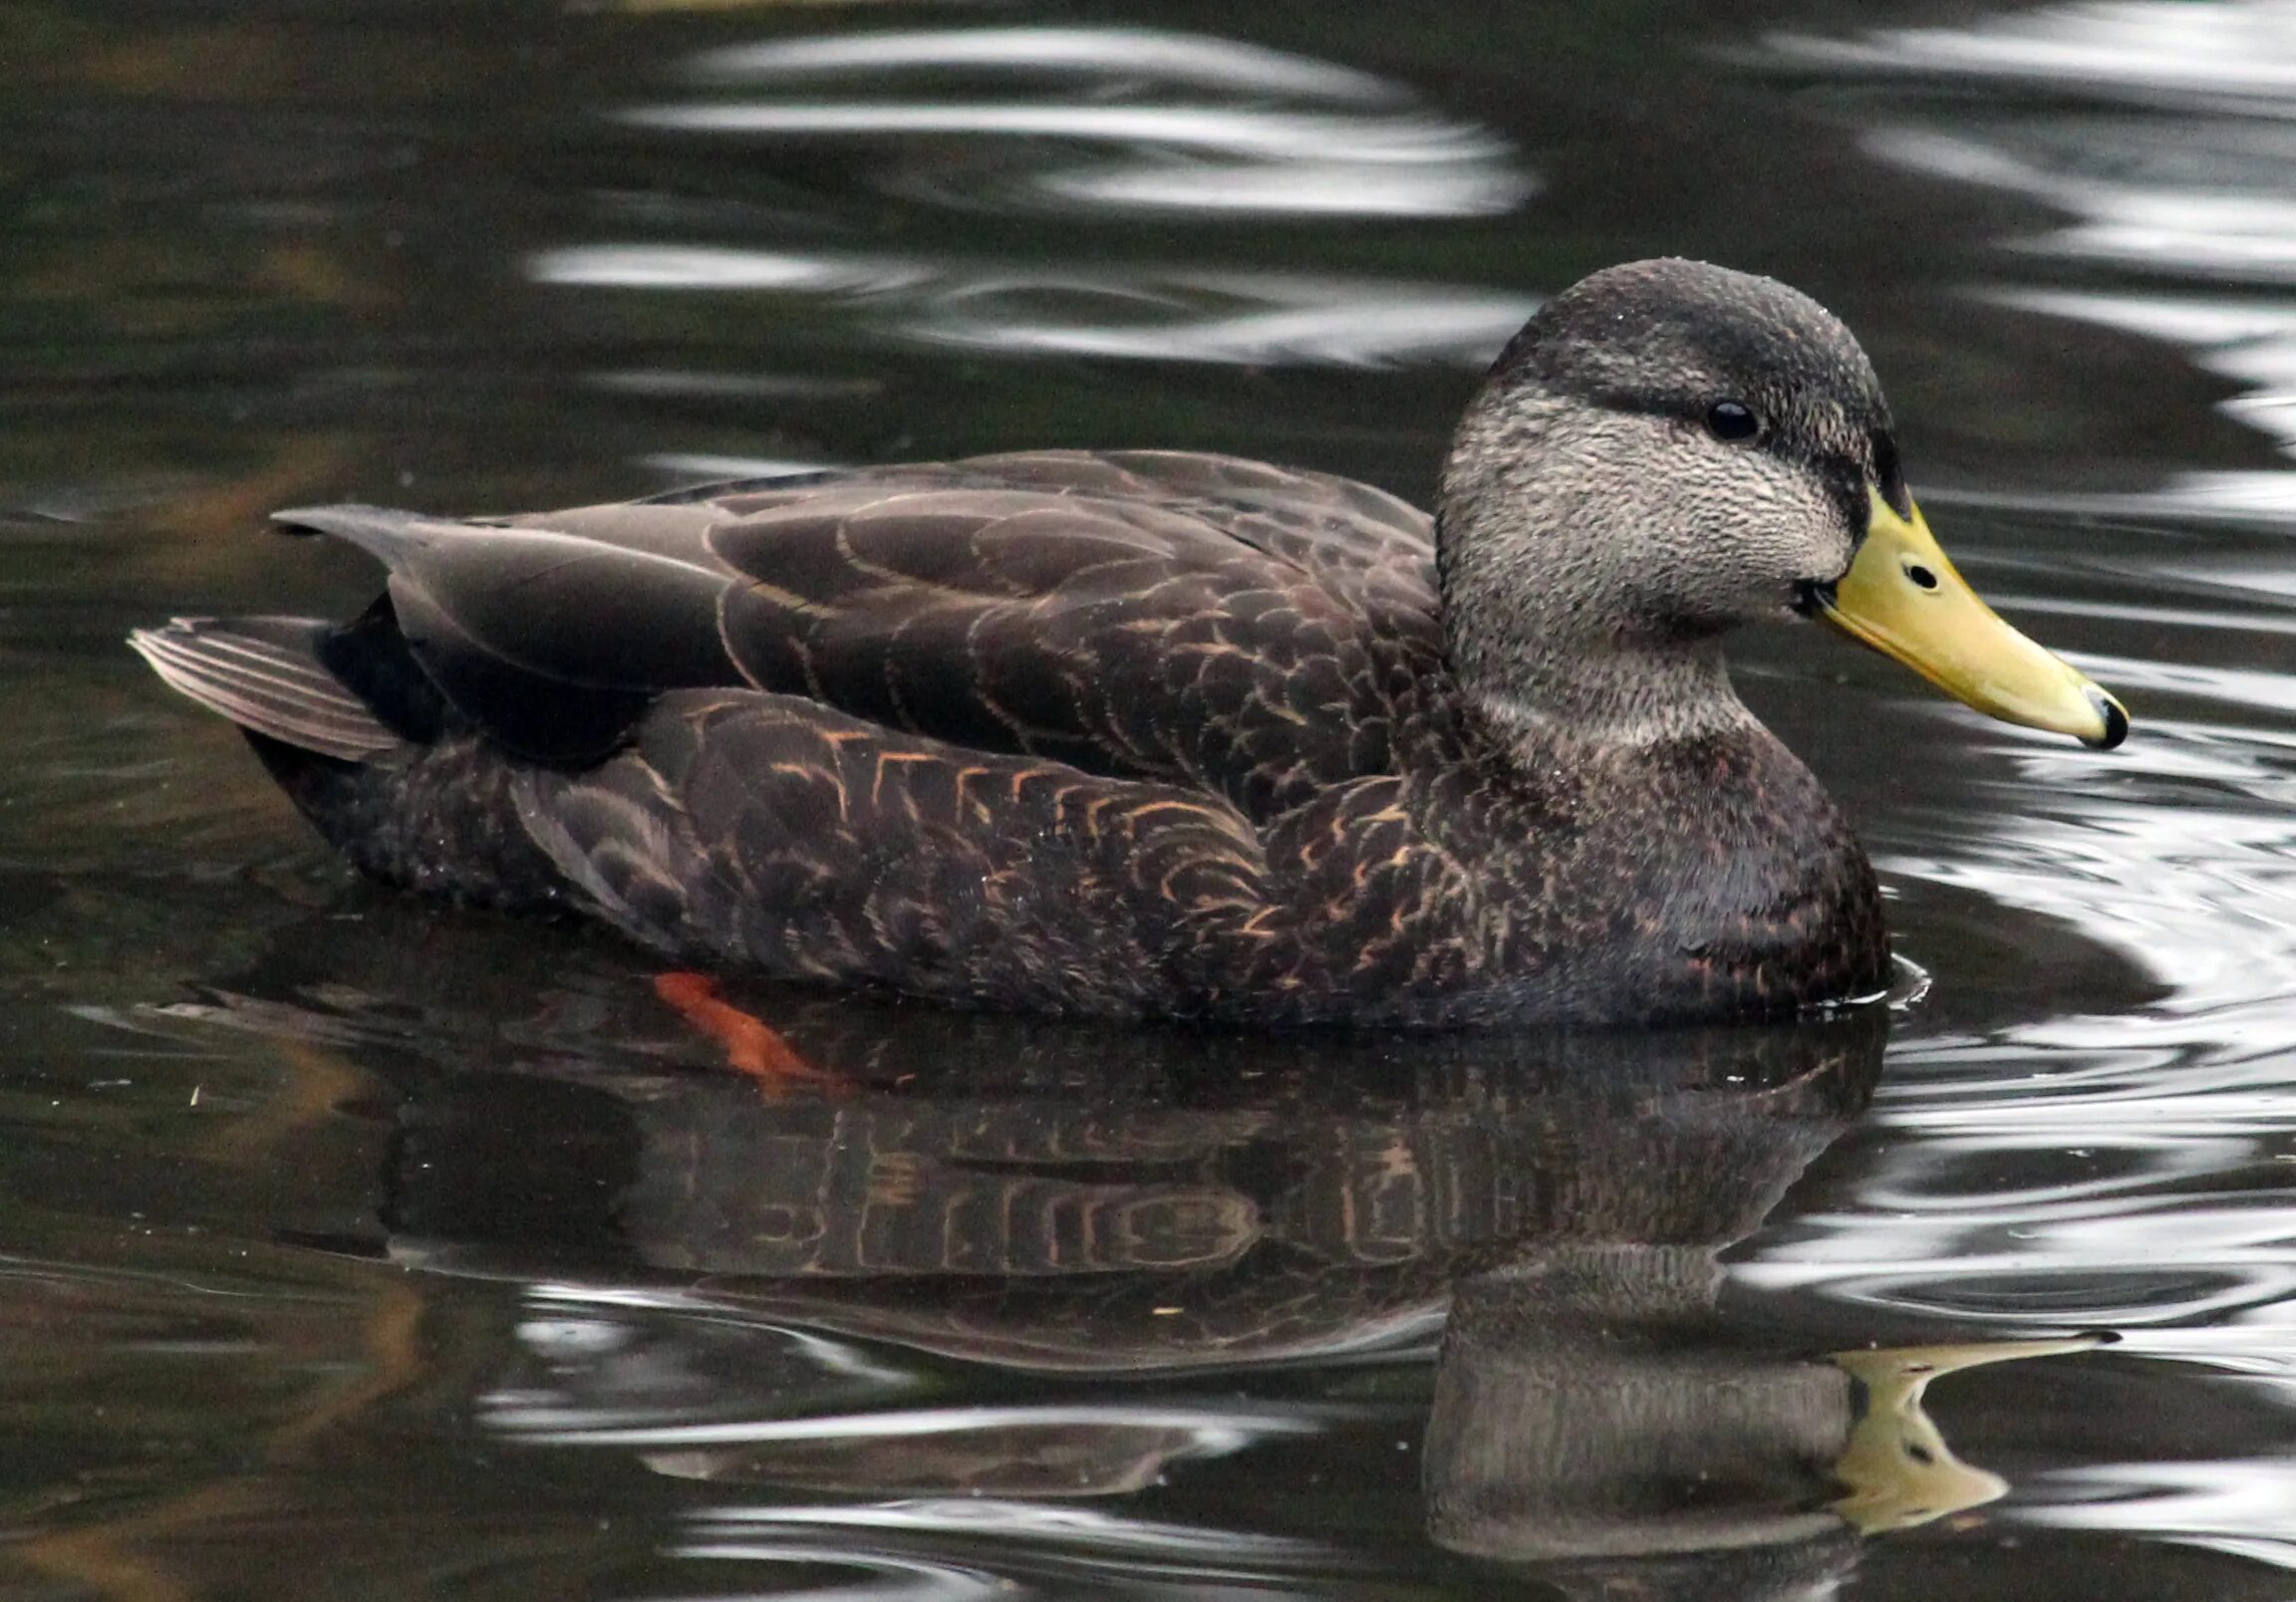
[129, 617, 400, 761]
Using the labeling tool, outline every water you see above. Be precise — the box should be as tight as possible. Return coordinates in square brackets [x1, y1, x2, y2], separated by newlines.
[5, 0, 2296, 1595]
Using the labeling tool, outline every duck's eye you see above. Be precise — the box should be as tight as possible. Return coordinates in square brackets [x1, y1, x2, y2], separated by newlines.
[1705, 400, 1760, 443]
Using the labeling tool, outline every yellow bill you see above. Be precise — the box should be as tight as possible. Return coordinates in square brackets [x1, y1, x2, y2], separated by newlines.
[1812, 489, 2128, 750]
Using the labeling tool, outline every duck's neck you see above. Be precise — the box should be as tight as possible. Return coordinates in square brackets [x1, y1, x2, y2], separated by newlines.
[1462, 636, 1757, 752]
[1435, 517, 1762, 752]
[1433, 392, 1761, 752]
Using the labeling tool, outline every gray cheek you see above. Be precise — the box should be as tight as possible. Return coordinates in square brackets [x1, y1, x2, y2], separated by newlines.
[1729, 456, 1854, 574]
[1648, 453, 1852, 625]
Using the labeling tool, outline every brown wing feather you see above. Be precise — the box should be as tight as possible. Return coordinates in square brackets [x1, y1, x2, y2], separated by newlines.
[702, 449, 1445, 819]
[513, 688, 1279, 1020]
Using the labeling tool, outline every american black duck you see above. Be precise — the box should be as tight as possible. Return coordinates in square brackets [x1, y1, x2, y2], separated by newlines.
[134, 258, 2126, 1027]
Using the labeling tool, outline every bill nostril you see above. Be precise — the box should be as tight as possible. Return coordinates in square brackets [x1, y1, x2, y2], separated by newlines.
[1904, 563, 1939, 592]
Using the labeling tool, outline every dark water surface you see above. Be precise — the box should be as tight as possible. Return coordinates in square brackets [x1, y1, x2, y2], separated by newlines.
[6, 1, 2296, 1596]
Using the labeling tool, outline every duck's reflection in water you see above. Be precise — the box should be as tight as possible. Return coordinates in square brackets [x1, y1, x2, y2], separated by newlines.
[334, 987, 2095, 1595]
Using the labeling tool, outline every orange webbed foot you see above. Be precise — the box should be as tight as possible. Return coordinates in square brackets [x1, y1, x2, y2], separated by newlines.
[652, 972, 847, 1097]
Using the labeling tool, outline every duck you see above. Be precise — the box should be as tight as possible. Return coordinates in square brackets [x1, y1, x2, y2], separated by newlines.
[132, 258, 2126, 1029]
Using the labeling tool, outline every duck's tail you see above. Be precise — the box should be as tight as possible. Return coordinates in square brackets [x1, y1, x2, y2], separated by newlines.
[129, 616, 401, 761]
[134, 612, 568, 911]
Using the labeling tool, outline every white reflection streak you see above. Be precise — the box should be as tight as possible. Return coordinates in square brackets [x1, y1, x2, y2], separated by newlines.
[488, 1400, 1328, 1448]
[1862, 124, 2296, 285]
[642, 452, 833, 482]
[2053, 200, 2296, 279]
[1042, 160, 1526, 218]
[664, 1539, 1007, 1599]
[1734, 1261, 2296, 1325]
[1938, 472, 2296, 522]
[1995, 290, 2296, 452]
[1771, 2, 2296, 108]
[1811, 1135, 2249, 1210]
[626, 24, 1535, 220]
[2018, 1462, 2296, 1570]
[707, 1498, 1331, 1560]
[916, 286, 1536, 368]
[620, 102, 1509, 167]
[531, 243, 1535, 369]
[528, 245, 928, 295]
[691, 27, 1401, 106]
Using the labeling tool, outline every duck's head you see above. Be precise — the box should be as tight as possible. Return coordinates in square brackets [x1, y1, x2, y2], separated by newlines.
[1437, 257, 2127, 750]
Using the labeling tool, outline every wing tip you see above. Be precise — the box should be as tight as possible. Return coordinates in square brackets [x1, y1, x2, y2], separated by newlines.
[267, 505, 435, 565]
[271, 501, 384, 528]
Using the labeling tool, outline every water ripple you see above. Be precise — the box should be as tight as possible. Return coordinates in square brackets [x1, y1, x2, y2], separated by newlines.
[700, 1498, 1335, 1561]
[531, 244, 1536, 368]
[625, 25, 1534, 219]
[1768, 2, 2296, 478]
[688, 27, 1404, 106]
[1769, 1, 2296, 113]
[1737, 305, 2296, 1357]
[2020, 1460, 2296, 1571]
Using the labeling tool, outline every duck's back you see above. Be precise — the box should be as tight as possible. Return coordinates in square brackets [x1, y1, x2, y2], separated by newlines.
[241, 450, 1446, 812]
